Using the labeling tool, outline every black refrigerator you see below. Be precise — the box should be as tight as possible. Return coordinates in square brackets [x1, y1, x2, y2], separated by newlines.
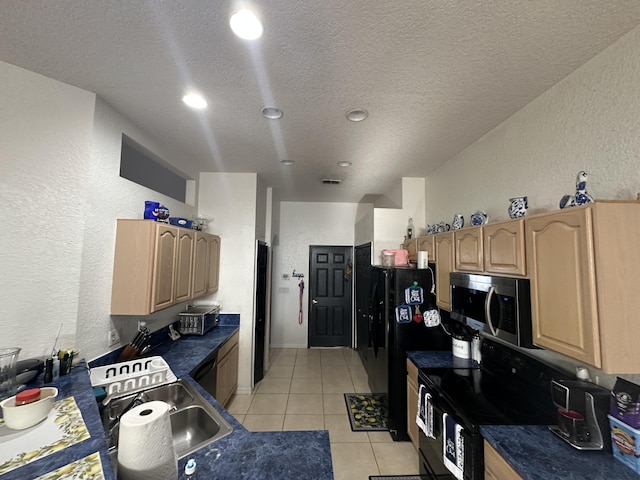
[363, 265, 450, 441]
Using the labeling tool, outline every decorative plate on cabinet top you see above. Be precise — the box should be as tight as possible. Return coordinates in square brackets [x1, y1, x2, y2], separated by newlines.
[470, 210, 488, 226]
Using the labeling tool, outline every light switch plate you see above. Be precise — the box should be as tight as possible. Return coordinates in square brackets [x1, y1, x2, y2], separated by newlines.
[108, 329, 120, 347]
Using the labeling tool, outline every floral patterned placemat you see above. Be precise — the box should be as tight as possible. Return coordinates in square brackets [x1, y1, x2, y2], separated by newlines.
[35, 451, 104, 480]
[0, 396, 90, 475]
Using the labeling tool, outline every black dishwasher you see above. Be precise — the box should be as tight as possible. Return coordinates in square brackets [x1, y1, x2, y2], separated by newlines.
[191, 350, 218, 398]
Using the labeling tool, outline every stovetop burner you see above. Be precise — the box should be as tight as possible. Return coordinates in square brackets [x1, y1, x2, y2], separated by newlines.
[419, 340, 569, 428]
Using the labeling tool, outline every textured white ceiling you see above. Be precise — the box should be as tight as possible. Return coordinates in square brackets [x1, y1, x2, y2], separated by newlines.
[3, 1, 640, 203]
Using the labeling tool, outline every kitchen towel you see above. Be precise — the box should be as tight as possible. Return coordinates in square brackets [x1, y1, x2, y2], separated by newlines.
[117, 400, 177, 480]
[416, 384, 434, 438]
[443, 413, 464, 480]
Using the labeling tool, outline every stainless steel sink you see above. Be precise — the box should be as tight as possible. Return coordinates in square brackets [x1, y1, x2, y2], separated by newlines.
[102, 379, 233, 466]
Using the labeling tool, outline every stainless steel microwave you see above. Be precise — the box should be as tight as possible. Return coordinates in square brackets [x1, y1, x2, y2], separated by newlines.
[449, 272, 535, 348]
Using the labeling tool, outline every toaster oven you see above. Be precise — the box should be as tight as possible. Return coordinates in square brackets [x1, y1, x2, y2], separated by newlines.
[178, 305, 219, 335]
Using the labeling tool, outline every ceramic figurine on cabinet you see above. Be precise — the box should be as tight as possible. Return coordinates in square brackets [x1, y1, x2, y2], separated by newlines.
[508, 196, 528, 218]
[451, 213, 464, 230]
[560, 171, 594, 209]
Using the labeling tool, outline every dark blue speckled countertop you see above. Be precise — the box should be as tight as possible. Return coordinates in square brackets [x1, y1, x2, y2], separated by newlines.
[481, 425, 639, 480]
[407, 351, 640, 480]
[1, 317, 333, 479]
[407, 350, 478, 369]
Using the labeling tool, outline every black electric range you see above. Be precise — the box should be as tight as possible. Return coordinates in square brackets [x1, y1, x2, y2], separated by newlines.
[417, 339, 571, 479]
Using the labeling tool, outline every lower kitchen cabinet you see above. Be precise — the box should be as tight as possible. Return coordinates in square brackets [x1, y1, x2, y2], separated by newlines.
[216, 331, 239, 407]
[525, 201, 640, 373]
[406, 359, 419, 449]
[484, 440, 523, 480]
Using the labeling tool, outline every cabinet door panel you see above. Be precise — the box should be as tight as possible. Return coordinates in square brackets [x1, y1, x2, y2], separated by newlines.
[151, 225, 178, 312]
[192, 233, 209, 298]
[206, 235, 221, 294]
[484, 441, 523, 480]
[526, 209, 600, 367]
[175, 229, 194, 302]
[416, 236, 434, 262]
[404, 238, 418, 263]
[435, 232, 454, 310]
[483, 220, 526, 276]
[455, 227, 483, 272]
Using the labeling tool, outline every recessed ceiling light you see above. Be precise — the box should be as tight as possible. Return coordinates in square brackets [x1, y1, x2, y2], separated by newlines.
[261, 107, 283, 119]
[346, 109, 368, 122]
[337, 161, 352, 167]
[182, 94, 207, 109]
[230, 9, 263, 40]
[280, 159, 294, 166]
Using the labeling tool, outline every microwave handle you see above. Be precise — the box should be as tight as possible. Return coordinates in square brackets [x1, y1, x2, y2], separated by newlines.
[485, 286, 498, 336]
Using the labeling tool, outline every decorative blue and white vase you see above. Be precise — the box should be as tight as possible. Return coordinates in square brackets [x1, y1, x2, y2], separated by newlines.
[508, 196, 528, 218]
[451, 214, 464, 230]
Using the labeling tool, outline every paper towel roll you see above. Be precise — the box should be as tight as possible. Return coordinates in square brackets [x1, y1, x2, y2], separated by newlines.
[117, 400, 177, 480]
[417, 251, 429, 268]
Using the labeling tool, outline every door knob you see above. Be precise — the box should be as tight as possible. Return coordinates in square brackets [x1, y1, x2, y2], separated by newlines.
[312, 299, 318, 304]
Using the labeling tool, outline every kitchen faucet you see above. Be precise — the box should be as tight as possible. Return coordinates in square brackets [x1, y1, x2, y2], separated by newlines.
[106, 391, 149, 449]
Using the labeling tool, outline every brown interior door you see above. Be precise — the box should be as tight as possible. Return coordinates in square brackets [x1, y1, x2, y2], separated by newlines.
[308, 245, 353, 347]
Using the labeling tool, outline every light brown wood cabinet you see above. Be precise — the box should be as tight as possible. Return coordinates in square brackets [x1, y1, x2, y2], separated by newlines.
[191, 232, 209, 297]
[206, 234, 221, 294]
[403, 238, 418, 264]
[434, 232, 455, 310]
[483, 219, 526, 276]
[174, 228, 195, 303]
[216, 331, 239, 407]
[416, 235, 435, 262]
[455, 226, 484, 272]
[111, 220, 220, 315]
[525, 201, 640, 373]
[484, 440, 523, 480]
[406, 358, 419, 450]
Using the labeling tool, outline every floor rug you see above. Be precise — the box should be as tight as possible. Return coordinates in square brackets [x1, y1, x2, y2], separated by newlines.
[344, 393, 388, 431]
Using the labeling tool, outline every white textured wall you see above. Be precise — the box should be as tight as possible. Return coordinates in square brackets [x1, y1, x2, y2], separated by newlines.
[373, 177, 425, 264]
[271, 202, 359, 348]
[79, 97, 195, 360]
[1, 61, 95, 359]
[0, 60, 196, 362]
[426, 26, 640, 226]
[425, 25, 640, 387]
[198, 172, 257, 393]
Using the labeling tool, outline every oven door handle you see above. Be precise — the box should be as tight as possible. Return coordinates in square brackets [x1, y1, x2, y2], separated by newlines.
[485, 286, 498, 337]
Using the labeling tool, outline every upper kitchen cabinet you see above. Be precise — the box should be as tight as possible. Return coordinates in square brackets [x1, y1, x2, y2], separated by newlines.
[403, 237, 418, 264]
[206, 234, 221, 294]
[526, 201, 640, 373]
[192, 231, 221, 296]
[455, 226, 484, 272]
[434, 232, 455, 310]
[111, 220, 218, 315]
[416, 236, 434, 263]
[483, 219, 526, 276]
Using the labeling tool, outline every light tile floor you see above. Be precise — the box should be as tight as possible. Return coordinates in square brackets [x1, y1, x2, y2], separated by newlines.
[226, 347, 420, 480]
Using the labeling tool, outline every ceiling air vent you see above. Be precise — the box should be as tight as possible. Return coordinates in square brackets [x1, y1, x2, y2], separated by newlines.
[322, 179, 342, 185]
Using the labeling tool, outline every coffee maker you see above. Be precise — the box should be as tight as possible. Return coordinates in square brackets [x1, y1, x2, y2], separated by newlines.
[548, 379, 611, 451]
